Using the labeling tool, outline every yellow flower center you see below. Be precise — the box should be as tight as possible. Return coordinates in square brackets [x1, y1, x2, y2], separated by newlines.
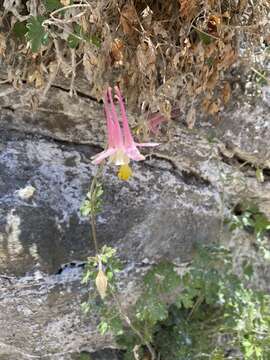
[118, 164, 133, 181]
[109, 149, 130, 166]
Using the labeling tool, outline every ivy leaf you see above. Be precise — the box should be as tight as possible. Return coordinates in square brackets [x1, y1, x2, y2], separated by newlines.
[26, 16, 49, 52]
[44, 0, 62, 12]
[13, 21, 27, 38]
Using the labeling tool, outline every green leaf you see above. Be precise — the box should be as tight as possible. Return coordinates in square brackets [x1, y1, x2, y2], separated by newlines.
[195, 29, 213, 45]
[13, 21, 27, 38]
[256, 168, 264, 183]
[181, 293, 195, 309]
[98, 321, 109, 335]
[80, 199, 91, 216]
[44, 0, 62, 12]
[136, 298, 168, 324]
[67, 24, 101, 49]
[89, 35, 101, 48]
[67, 24, 81, 48]
[26, 16, 49, 52]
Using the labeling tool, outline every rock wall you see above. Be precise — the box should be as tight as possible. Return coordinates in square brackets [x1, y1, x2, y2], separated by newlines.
[0, 75, 269, 358]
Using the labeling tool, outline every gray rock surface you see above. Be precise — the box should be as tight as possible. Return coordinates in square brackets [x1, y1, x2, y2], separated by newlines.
[0, 79, 269, 358]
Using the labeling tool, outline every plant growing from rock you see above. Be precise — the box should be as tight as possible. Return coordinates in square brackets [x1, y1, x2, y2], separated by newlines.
[79, 86, 270, 359]
[82, 244, 270, 359]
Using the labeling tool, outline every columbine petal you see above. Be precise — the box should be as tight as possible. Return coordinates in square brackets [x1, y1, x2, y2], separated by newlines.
[107, 87, 123, 147]
[114, 86, 134, 148]
[125, 146, 145, 161]
[103, 89, 115, 148]
[92, 148, 116, 164]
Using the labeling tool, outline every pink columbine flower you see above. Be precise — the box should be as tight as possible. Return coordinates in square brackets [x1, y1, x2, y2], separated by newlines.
[92, 86, 158, 180]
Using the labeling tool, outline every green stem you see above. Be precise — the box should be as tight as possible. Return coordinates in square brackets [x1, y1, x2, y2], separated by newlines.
[89, 165, 104, 254]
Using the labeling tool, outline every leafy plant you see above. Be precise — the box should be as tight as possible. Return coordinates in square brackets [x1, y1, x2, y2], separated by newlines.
[82, 245, 270, 360]
[80, 181, 103, 217]
[26, 16, 49, 52]
[228, 202, 270, 260]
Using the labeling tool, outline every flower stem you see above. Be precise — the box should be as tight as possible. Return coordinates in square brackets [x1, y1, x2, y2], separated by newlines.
[89, 165, 104, 254]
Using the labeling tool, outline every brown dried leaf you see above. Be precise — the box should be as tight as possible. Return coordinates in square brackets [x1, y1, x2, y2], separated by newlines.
[95, 269, 108, 299]
[208, 101, 220, 115]
[179, 0, 198, 21]
[120, 3, 138, 35]
[186, 107, 196, 129]
[136, 40, 156, 75]
[218, 46, 236, 70]
[27, 69, 44, 88]
[222, 81, 231, 104]
[206, 70, 218, 90]
[207, 14, 221, 34]
[111, 38, 124, 66]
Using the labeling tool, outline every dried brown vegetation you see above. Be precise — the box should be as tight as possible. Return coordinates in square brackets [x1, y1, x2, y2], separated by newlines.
[0, 0, 269, 128]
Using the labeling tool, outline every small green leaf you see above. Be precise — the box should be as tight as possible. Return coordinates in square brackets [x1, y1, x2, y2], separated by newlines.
[13, 21, 27, 38]
[67, 24, 101, 48]
[44, 0, 62, 12]
[195, 29, 213, 45]
[67, 24, 82, 49]
[80, 199, 91, 216]
[26, 16, 49, 52]
[98, 321, 109, 335]
[89, 35, 101, 48]
[256, 168, 264, 183]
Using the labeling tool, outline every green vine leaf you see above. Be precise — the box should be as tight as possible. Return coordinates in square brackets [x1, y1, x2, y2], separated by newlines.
[67, 24, 101, 49]
[13, 21, 27, 38]
[26, 16, 49, 52]
[43, 0, 62, 11]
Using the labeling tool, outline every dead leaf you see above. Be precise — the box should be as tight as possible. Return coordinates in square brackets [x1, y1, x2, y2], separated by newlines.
[186, 107, 196, 129]
[120, 3, 138, 35]
[95, 269, 108, 299]
[207, 14, 221, 34]
[27, 69, 44, 88]
[218, 46, 236, 70]
[208, 101, 220, 115]
[136, 40, 156, 75]
[222, 81, 231, 104]
[179, 0, 198, 21]
[111, 38, 124, 66]
[206, 70, 218, 90]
